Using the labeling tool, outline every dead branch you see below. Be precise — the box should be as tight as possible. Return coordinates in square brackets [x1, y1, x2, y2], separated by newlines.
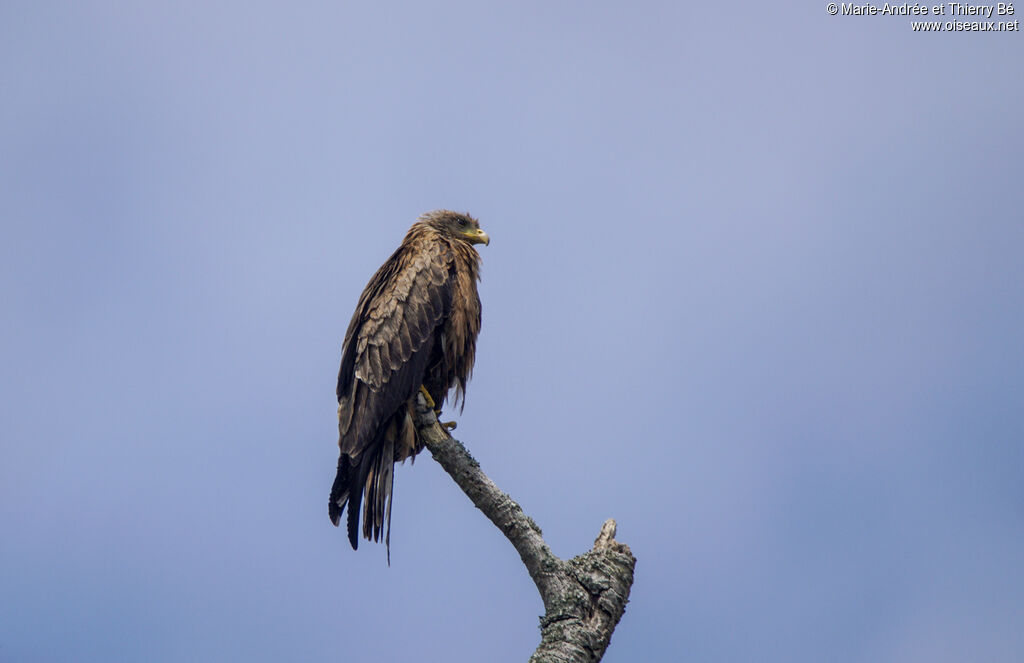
[414, 396, 636, 662]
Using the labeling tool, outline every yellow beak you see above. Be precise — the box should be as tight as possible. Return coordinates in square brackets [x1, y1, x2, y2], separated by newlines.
[466, 228, 490, 246]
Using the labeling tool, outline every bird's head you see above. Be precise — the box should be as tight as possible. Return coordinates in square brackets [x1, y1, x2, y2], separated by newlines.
[420, 210, 490, 246]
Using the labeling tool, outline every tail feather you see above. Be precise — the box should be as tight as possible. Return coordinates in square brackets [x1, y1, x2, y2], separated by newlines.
[346, 453, 370, 550]
[328, 455, 350, 528]
[347, 487, 361, 550]
[362, 424, 396, 563]
[329, 454, 363, 552]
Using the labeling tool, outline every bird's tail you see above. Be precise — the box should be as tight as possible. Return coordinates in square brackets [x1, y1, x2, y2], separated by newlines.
[330, 412, 416, 559]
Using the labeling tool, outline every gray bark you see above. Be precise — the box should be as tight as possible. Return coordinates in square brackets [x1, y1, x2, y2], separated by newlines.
[414, 396, 636, 662]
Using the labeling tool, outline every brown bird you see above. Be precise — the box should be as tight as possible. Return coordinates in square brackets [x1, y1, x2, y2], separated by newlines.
[329, 210, 489, 558]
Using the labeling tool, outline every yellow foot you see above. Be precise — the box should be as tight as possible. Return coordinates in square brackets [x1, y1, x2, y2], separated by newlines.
[418, 385, 436, 410]
[440, 421, 457, 432]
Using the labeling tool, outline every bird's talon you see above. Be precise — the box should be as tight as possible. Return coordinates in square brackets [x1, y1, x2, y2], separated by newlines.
[418, 385, 436, 410]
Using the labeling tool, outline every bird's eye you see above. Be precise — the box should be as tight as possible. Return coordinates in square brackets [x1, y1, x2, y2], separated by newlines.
[458, 219, 467, 227]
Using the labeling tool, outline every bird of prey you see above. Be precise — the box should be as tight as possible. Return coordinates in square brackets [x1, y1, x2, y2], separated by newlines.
[329, 210, 489, 558]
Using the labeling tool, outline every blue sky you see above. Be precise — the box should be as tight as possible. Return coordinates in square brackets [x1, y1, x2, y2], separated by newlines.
[2, 2, 1022, 661]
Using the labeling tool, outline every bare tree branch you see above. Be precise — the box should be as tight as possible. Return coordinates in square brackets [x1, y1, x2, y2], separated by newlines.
[414, 396, 637, 662]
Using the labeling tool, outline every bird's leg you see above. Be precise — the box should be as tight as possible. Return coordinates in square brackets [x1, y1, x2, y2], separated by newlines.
[419, 386, 455, 432]
[418, 385, 436, 410]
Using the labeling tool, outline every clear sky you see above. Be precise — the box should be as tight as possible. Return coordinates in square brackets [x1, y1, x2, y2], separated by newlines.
[2, 2, 1022, 661]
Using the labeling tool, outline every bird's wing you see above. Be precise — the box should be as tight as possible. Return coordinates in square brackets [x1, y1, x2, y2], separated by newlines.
[336, 237, 453, 460]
